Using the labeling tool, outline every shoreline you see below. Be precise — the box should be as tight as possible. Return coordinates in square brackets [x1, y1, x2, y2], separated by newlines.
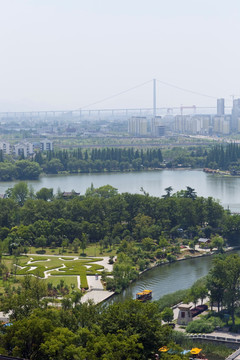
[102, 246, 240, 305]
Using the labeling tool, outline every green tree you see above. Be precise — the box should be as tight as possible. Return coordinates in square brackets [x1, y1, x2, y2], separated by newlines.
[100, 299, 169, 359]
[211, 235, 224, 252]
[72, 238, 80, 253]
[1, 275, 47, 320]
[80, 233, 88, 255]
[207, 254, 240, 323]
[223, 254, 240, 325]
[185, 186, 197, 200]
[35, 235, 47, 249]
[2, 316, 53, 359]
[162, 186, 173, 198]
[10, 182, 29, 206]
[207, 256, 226, 312]
[36, 187, 54, 201]
[161, 307, 174, 323]
[142, 237, 155, 251]
[15, 160, 41, 180]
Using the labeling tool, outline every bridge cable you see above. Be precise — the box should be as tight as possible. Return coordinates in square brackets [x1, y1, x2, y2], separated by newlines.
[156, 79, 217, 100]
[75, 79, 152, 110]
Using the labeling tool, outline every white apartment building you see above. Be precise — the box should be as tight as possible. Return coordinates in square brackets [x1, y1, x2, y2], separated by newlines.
[213, 116, 230, 135]
[12, 142, 34, 157]
[40, 139, 53, 151]
[0, 142, 11, 155]
[0, 139, 53, 157]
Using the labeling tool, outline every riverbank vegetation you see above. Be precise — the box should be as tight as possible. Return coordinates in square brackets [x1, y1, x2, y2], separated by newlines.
[1, 142, 240, 181]
[0, 144, 220, 181]
[205, 142, 240, 172]
[0, 147, 165, 180]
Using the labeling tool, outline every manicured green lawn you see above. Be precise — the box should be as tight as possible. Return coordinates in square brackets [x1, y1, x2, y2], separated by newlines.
[27, 245, 117, 257]
[13, 254, 106, 290]
[44, 276, 78, 289]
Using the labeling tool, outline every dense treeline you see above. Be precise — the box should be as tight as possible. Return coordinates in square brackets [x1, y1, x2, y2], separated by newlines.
[35, 147, 164, 173]
[0, 183, 239, 255]
[0, 277, 231, 360]
[0, 278, 185, 360]
[0, 159, 41, 181]
[4, 143, 240, 181]
[0, 147, 164, 180]
[206, 143, 240, 171]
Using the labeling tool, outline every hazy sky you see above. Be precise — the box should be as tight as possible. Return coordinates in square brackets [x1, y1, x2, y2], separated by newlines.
[0, 0, 240, 111]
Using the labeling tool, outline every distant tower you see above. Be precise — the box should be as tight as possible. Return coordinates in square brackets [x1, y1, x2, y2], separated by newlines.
[153, 78, 156, 118]
[231, 99, 240, 132]
[128, 117, 148, 136]
[217, 98, 225, 116]
[151, 79, 157, 134]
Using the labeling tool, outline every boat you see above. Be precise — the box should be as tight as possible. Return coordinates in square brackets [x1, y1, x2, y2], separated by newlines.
[189, 348, 208, 360]
[159, 347, 208, 359]
[136, 289, 152, 301]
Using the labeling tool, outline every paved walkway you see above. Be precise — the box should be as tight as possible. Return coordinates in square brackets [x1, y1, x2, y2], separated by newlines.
[80, 256, 115, 304]
[80, 289, 114, 304]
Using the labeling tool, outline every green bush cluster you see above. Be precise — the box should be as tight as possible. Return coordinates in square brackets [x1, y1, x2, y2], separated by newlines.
[186, 316, 223, 333]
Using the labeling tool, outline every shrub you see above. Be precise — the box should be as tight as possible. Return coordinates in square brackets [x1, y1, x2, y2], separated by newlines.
[186, 319, 215, 333]
[106, 277, 115, 291]
[166, 253, 177, 262]
[157, 289, 190, 312]
[36, 250, 46, 254]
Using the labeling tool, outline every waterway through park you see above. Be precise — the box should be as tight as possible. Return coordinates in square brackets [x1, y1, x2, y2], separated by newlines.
[107, 250, 240, 303]
[2, 168, 240, 301]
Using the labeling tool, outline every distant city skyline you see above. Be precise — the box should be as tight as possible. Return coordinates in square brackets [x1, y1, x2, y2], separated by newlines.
[1, 1, 240, 111]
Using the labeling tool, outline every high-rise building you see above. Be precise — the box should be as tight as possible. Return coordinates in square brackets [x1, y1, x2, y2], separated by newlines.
[217, 98, 225, 116]
[151, 116, 162, 136]
[231, 99, 240, 131]
[128, 117, 148, 136]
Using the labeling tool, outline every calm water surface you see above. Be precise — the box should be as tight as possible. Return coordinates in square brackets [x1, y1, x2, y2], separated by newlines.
[0, 169, 240, 211]
[109, 250, 240, 303]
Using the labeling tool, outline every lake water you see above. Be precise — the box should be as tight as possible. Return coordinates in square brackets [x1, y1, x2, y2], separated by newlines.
[0, 169, 240, 211]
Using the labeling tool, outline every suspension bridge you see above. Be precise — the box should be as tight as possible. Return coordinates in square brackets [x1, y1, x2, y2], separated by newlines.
[0, 79, 231, 122]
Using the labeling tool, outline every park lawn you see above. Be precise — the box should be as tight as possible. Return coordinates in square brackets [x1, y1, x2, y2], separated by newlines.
[2, 255, 28, 272]
[51, 260, 104, 276]
[28, 247, 60, 255]
[52, 264, 88, 289]
[84, 244, 117, 257]
[17, 256, 103, 270]
[44, 276, 78, 289]
[21, 256, 63, 267]
[28, 245, 117, 257]
[15, 256, 104, 287]
[50, 260, 104, 289]
[17, 265, 47, 278]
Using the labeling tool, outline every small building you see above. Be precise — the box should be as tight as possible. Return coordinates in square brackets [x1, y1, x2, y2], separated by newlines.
[177, 304, 192, 325]
[62, 191, 80, 198]
[40, 139, 53, 151]
[198, 238, 210, 248]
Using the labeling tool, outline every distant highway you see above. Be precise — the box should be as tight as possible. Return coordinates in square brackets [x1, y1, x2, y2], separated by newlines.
[55, 141, 214, 149]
